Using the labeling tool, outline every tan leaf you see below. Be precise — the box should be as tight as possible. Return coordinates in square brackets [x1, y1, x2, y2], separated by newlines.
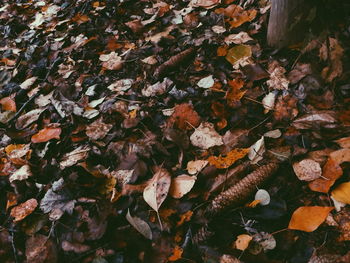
[331, 182, 350, 204]
[60, 146, 90, 169]
[235, 234, 252, 251]
[224, 32, 253, 45]
[99, 52, 123, 70]
[143, 168, 171, 211]
[190, 122, 223, 149]
[248, 136, 265, 164]
[319, 38, 343, 82]
[31, 127, 61, 143]
[208, 148, 249, 169]
[11, 198, 38, 222]
[190, 0, 221, 9]
[266, 61, 289, 90]
[292, 159, 322, 181]
[288, 206, 334, 232]
[187, 160, 208, 175]
[169, 174, 196, 199]
[86, 118, 113, 140]
[335, 136, 350, 148]
[9, 165, 32, 183]
[126, 210, 152, 239]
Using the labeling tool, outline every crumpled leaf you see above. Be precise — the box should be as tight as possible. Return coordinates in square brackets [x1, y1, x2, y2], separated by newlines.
[266, 61, 289, 90]
[288, 206, 334, 232]
[225, 45, 252, 69]
[292, 111, 338, 130]
[59, 146, 90, 169]
[288, 63, 312, 84]
[31, 127, 61, 143]
[331, 182, 350, 204]
[248, 136, 265, 164]
[169, 174, 197, 198]
[86, 118, 113, 141]
[187, 160, 208, 175]
[190, 0, 220, 9]
[40, 178, 76, 219]
[319, 38, 343, 82]
[263, 129, 281, 138]
[208, 148, 249, 169]
[224, 32, 253, 45]
[11, 198, 38, 222]
[293, 159, 322, 181]
[26, 234, 57, 263]
[197, 75, 214, 89]
[142, 78, 173, 97]
[167, 103, 201, 130]
[99, 52, 123, 70]
[9, 164, 32, 183]
[16, 109, 44, 130]
[235, 234, 252, 251]
[143, 168, 171, 212]
[5, 144, 31, 161]
[225, 79, 246, 107]
[262, 92, 276, 114]
[107, 79, 134, 95]
[50, 92, 83, 118]
[215, 4, 257, 28]
[126, 210, 152, 240]
[190, 122, 223, 149]
[252, 232, 276, 252]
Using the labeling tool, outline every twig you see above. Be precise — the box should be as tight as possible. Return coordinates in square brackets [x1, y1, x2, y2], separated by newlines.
[6, 92, 40, 125]
[10, 231, 18, 263]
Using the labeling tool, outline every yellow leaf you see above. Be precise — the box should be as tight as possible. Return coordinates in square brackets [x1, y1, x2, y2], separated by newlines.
[234, 234, 252, 251]
[288, 206, 333, 232]
[225, 45, 252, 66]
[331, 182, 350, 204]
[208, 148, 249, 169]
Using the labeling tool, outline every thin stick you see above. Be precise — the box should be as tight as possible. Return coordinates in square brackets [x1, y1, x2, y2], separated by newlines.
[157, 211, 163, 231]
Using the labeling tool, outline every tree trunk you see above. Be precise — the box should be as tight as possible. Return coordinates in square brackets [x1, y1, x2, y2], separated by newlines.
[267, 0, 307, 47]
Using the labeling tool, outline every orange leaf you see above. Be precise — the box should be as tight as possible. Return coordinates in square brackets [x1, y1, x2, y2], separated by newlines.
[177, 210, 193, 226]
[208, 148, 249, 169]
[226, 79, 246, 107]
[234, 234, 252, 251]
[331, 182, 350, 204]
[167, 103, 201, 130]
[10, 198, 38, 222]
[217, 46, 229, 56]
[31, 127, 61, 143]
[0, 97, 16, 112]
[71, 13, 90, 24]
[288, 206, 334, 232]
[168, 246, 183, 261]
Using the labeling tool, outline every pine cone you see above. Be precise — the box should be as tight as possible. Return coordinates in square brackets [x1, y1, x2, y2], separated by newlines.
[206, 163, 279, 215]
[192, 225, 213, 244]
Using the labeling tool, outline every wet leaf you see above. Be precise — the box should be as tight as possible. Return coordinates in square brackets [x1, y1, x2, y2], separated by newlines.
[126, 210, 152, 240]
[31, 127, 61, 143]
[143, 168, 171, 212]
[11, 198, 38, 222]
[288, 206, 334, 232]
[169, 174, 196, 199]
[208, 148, 249, 169]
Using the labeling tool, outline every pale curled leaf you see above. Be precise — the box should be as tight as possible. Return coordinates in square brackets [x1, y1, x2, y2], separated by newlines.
[126, 210, 152, 240]
[9, 165, 32, 183]
[248, 136, 265, 164]
[60, 146, 90, 169]
[190, 122, 223, 149]
[169, 174, 197, 199]
[143, 168, 171, 211]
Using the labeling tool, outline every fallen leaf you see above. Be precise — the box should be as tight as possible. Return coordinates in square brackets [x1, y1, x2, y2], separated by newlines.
[266, 61, 289, 90]
[292, 159, 322, 181]
[332, 182, 350, 204]
[288, 206, 334, 232]
[60, 146, 90, 169]
[167, 103, 201, 130]
[292, 111, 338, 130]
[142, 78, 173, 97]
[335, 136, 350, 148]
[197, 75, 214, 89]
[319, 38, 343, 82]
[262, 92, 276, 113]
[31, 127, 61, 143]
[235, 234, 252, 251]
[208, 148, 249, 169]
[99, 52, 123, 70]
[126, 210, 152, 240]
[273, 95, 298, 122]
[9, 164, 32, 183]
[107, 79, 134, 95]
[255, 189, 270, 206]
[0, 96, 16, 112]
[252, 232, 276, 251]
[224, 32, 253, 45]
[217, 45, 229, 56]
[26, 234, 57, 263]
[187, 160, 208, 175]
[71, 13, 90, 24]
[263, 129, 281, 138]
[190, 0, 221, 9]
[20, 77, 38, 90]
[168, 245, 183, 261]
[226, 79, 246, 107]
[145, 25, 175, 43]
[248, 136, 265, 164]
[242, 64, 269, 81]
[143, 168, 171, 212]
[16, 109, 44, 130]
[215, 4, 257, 28]
[11, 199, 38, 222]
[288, 63, 312, 84]
[225, 45, 252, 69]
[5, 144, 31, 160]
[86, 118, 112, 140]
[190, 122, 223, 149]
[169, 174, 197, 199]
[177, 210, 193, 226]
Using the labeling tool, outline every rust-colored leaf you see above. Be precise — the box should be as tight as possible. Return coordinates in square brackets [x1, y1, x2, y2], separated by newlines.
[208, 148, 249, 169]
[167, 103, 201, 130]
[31, 127, 61, 143]
[71, 13, 90, 24]
[288, 206, 334, 232]
[0, 96, 16, 112]
[217, 45, 229, 56]
[168, 245, 183, 261]
[10, 198, 38, 222]
[225, 79, 246, 107]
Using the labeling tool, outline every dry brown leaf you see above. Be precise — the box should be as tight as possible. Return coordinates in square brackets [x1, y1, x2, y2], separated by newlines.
[169, 174, 196, 199]
[225, 79, 246, 107]
[167, 103, 201, 130]
[5, 144, 31, 161]
[71, 13, 90, 24]
[319, 38, 343, 82]
[177, 210, 193, 226]
[99, 52, 123, 70]
[86, 117, 113, 140]
[60, 146, 90, 169]
[288, 63, 312, 84]
[0, 96, 16, 112]
[215, 4, 257, 28]
[208, 148, 249, 169]
[190, 122, 223, 149]
[332, 182, 350, 204]
[11, 198, 38, 222]
[143, 168, 171, 211]
[225, 45, 252, 69]
[267, 61, 289, 90]
[273, 95, 298, 122]
[235, 234, 252, 251]
[31, 127, 61, 143]
[26, 234, 57, 263]
[126, 210, 152, 240]
[187, 160, 208, 175]
[190, 0, 220, 9]
[292, 111, 338, 130]
[288, 206, 334, 232]
[292, 159, 322, 181]
[224, 32, 253, 45]
[335, 137, 350, 148]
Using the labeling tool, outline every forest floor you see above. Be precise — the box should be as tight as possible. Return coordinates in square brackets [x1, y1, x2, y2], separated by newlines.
[1, 0, 350, 262]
